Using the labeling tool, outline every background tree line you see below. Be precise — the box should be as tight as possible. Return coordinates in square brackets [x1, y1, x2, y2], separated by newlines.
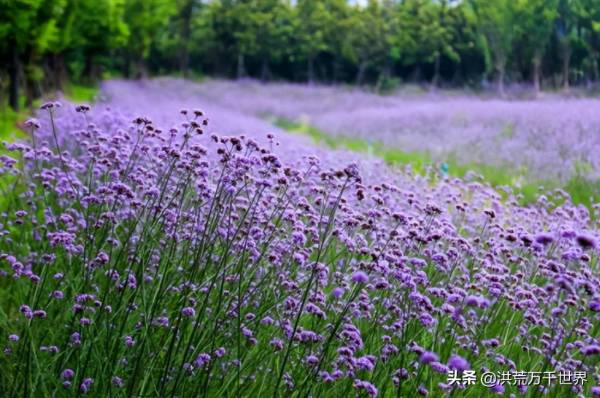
[3, 0, 600, 110]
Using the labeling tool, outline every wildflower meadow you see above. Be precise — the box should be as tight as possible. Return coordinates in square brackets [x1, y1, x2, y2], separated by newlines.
[2, 0, 600, 396]
[0, 79, 599, 397]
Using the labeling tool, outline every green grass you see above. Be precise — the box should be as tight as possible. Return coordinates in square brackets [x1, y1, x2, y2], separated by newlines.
[1, 83, 99, 210]
[272, 116, 600, 212]
[63, 83, 98, 103]
[0, 107, 28, 142]
[0, 83, 98, 142]
[272, 117, 432, 174]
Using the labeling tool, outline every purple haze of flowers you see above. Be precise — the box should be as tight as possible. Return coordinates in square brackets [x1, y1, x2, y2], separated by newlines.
[0, 79, 599, 397]
[162, 78, 600, 182]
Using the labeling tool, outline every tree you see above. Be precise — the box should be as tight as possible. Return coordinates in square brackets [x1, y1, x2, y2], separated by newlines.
[389, 0, 419, 80]
[0, 0, 62, 110]
[555, 0, 579, 90]
[252, 0, 295, 80]
[397, 0, 460, 87]
[469, 0, 516, 95]
[568, 0, 600, 85]
[427, 0, 461, 87]
[124, 0, 174, 78]
[295, 0, 337, 82]
[177, 0, 196, 77]
[202, 0, 252, 78]
[343, 0, 394, 85]
[69, 0, 128, 81]
[514, 0, 558, 94]
[7, 0, 600, 103]
[444, 1, 482, 85]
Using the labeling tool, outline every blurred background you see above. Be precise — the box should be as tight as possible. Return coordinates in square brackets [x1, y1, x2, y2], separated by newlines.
[3, 0, 600, 108]
[1, 0, 600, 208]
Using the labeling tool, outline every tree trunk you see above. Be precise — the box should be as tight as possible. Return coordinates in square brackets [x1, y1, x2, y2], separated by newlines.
[23, 51, 36, 110]
[562, 46, 571, 92]
[332, 56, 341, 83]
[532, 53, 541, 96]
[307, 56, 315, 84]
[136, 59, 148, 79]
[179, 0, 194, 77]
[84, 53, 98, 83]
[42, 55, 53, 93]
[8, 44, 20, 111]
[123, 53, 131, 79]
[593, 53, 599, 83]
[589, 52, 599, 84]
[260, 58, 271, 81]
[432, 53, 441, 88]
[376, 61, 392, 93]
[495, 58, 505, 97]
[24, 66, 35, 110]
[237, 53, 246, 79]
[53, 53, 67, 92]
[356, 61, 367, 85]
[412, 63, 422, 83]
[179, 44, 190, 78]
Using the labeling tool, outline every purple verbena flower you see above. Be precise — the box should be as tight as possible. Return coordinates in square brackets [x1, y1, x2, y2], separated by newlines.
[182, 307, 195, 318]
[352, 271, 369, 284]
[448, 354, 470, 371]
[419, 351, 438, 364]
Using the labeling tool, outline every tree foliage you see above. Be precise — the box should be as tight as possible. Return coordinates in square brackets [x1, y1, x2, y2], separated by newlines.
[4, 0, 600, 109]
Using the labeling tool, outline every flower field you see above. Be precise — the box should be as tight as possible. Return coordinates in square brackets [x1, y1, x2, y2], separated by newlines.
[188, 79, 600, 183]
[0, 79, 599, 397]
